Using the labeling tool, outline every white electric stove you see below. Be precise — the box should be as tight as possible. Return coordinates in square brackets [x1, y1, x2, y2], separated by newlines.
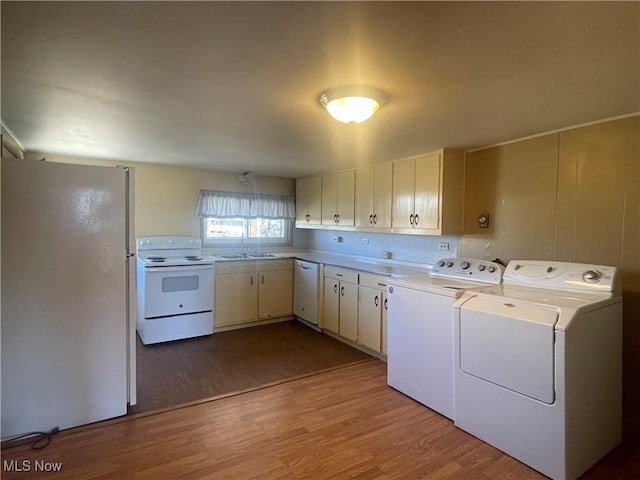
[136, 236, 215, 345]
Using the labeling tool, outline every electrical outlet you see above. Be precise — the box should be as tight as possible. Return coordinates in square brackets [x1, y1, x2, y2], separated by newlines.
[332, 236, 342, 243]
[362, 238, 369, 244]
[438, 242, 449, 250]
[381, 251, 392, 259]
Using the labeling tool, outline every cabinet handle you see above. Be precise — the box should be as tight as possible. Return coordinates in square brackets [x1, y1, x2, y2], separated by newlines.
[340, 286, 344, 296]
[374, 295, 379, 307]
[250, 275, 253, 286]
[384, 298, 388, 310]
[336, 214, 340, 224]
[377, 282, 386, 287]
[336, 273, 343, 277]
[334, 284, 338, 293]
[373, 214, 377, 225]
[415, 214, 419, 226]
[409, 214, 414, 225]
[369, 214, 373, 224]
[261, 274, 264, 285]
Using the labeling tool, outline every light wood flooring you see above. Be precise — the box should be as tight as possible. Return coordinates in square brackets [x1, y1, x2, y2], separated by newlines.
[3, 359, 638, 479]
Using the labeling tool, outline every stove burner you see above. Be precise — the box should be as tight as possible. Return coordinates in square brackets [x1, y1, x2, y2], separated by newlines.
[147, 256, 166, 262]
[185, 256, 204, 261]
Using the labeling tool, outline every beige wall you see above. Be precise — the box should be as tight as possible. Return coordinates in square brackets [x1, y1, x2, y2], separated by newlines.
[461, 115, 640, 431]
[40, 154, 296, 237]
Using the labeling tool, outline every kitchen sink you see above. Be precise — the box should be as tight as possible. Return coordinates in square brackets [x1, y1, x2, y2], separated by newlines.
[247, 253, 278, 258]
[218, 254, 248, 259]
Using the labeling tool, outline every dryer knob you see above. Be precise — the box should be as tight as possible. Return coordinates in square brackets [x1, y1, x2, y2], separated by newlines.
[460, 261, 470, 270]
[487, 265, 496, 273]
[477, 264, 486, 271]
[583, 270, 602, 283]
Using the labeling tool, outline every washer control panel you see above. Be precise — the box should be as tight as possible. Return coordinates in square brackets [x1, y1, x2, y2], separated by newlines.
[431, 258, 504, 284]
[504, 260, 618, 292]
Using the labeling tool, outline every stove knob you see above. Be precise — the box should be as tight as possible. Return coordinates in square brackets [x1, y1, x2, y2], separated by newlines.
[477, 264, 486, 272]
[446, 261, 454, 268]
[460, 261, 470, 270]
[583, 270, 602, 283]
[437, 260, 445, 267]
[487, 265, 496, 273]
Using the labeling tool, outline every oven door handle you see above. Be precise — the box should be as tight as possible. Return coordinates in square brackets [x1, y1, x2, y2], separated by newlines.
[144, 264, 214, 273]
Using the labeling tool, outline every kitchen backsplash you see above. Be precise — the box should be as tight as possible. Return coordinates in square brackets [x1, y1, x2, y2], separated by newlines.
[303, 230, 459, 266]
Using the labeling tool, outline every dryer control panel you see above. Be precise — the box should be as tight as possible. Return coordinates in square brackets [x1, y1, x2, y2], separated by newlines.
[504, 260, 618, 292]
[431, 258, 504, 284]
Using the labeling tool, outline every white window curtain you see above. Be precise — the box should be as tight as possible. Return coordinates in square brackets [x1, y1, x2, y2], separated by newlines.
[194, 190, 296, 219]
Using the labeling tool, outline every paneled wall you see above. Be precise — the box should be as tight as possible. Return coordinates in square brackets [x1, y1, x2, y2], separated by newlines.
[461, 115, 640, 430]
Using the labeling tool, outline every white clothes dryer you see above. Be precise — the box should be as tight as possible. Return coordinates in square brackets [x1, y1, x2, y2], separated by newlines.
[387, 257, 504, 419]
[453, 260, 623, 480]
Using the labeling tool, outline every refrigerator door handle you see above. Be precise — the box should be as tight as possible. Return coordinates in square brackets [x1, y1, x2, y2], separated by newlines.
[126, 253, 135, 257]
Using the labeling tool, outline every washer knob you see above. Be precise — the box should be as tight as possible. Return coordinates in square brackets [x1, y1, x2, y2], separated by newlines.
[460, 261, 470, 270]
[583, 270, 602, 283]
[446, 261, 454, 268]
[487, 265, 496, 273]
[477, 264, 486, 271]
[437, 260, 445, 267]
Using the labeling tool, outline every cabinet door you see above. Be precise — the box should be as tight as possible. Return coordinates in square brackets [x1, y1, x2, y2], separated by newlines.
[336, 170, 355, 226]
[355, 166, 375, 227]
[358, 285, 382, 352]
[339, 281, 358, 341]
[295, 178, 308, 224]
[414, 152, 441, 230]
[296, 176, 322, 226]
[392, 158, 415, 228]
[321, 172, 338, 225]
[323, 277, 340, 333]
[259, 268, 293, 319]
[381, 291, 388, 355]
[373, 163, 393, 228]
[306, 176, 322, 225]
[214, 272, 258, 327]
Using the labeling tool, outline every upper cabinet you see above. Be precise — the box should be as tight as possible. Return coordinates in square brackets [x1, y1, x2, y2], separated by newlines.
[295, 175, 322, 227]
[295, 148, 463, 236]
[321, 170, 355, 227]
[355, 162, 393, 229]
[391, 149, 464, 235]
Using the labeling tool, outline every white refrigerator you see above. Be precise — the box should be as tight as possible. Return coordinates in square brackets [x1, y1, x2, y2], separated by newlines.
[1, 157, 137, 438]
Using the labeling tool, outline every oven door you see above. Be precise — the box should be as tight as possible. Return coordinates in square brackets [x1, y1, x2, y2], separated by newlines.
[143, 264, 214, 318]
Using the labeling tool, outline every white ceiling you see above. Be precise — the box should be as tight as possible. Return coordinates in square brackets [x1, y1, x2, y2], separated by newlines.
[1, 1, 638, 178]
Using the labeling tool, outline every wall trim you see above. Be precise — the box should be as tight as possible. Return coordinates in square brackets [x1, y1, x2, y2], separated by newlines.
[466, 112, 640, 154]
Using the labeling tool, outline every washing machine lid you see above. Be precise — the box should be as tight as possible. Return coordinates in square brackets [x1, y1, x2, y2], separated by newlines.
[459, 296, 558, 404]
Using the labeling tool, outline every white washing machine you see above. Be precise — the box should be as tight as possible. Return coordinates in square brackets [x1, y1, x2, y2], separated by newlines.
[453, 260, 623, 480]
[387, 258, 504, 419]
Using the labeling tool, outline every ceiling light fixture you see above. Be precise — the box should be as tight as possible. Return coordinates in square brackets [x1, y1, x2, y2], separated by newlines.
[318, 86, 386, 124]
[238, 170, 254, 185]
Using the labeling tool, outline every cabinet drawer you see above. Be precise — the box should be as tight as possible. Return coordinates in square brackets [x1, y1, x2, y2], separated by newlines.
[215, 260, 258, 274]
[324, 265, 359, 284]
[359, 273, 389, 290]
[258, 258, 293, 271]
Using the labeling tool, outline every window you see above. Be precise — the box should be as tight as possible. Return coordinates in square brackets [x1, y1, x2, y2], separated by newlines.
[194, 190, 295, 247]
[203, 217, 291, 245]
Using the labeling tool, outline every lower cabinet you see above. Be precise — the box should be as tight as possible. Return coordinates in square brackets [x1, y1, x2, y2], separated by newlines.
[358, 273, 388, 353]
[323, 266, 358, 341]
[215, 259, 293, 328]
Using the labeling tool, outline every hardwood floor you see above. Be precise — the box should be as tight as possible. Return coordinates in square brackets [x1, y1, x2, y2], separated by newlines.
[131, 320, 372, 413]
[3, 360, 637, 479]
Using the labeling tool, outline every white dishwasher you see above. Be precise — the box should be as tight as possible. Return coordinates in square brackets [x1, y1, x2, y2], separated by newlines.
[293, 260, 319, 325]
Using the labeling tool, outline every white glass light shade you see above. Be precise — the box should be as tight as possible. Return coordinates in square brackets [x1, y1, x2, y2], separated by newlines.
[319, 86, 386, 124]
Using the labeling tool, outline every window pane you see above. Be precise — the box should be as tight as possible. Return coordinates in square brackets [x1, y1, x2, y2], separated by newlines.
[250, 218, 285, 238]
[205, 218, 247, 239]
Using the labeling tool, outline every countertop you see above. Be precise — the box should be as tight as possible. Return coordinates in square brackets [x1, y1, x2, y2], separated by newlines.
[205, 249, 431, 279]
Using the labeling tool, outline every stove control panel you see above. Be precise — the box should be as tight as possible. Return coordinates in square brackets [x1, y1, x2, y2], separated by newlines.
[431, 257, 504, 284]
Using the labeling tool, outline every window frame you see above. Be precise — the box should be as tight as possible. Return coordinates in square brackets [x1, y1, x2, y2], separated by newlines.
[201, 216, 293, 248]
